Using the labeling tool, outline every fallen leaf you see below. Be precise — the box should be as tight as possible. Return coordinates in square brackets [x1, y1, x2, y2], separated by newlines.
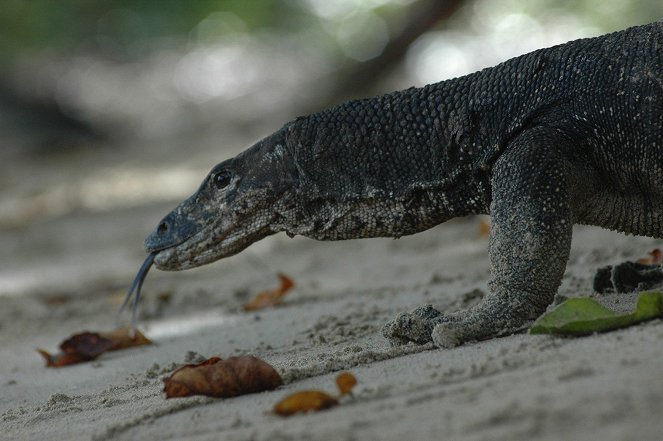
[41, 294, 72, 306]
[479, 218, 491, 238]
[60, 332, 114, 356]
[273, 371, 358, 417]
[273, 390, 338, 416]
[37, 328, 153, 368]
[37, 332, 114, 367]
[632, 291, 663, 320]
[99, 328, 153, 350]
[636, 248, 662, 265]
[530, 291, 663, 336]
[37, 348, 100, 367]
[163, 355, 283, 398]
[335, 372, 357, 396]
[243, 273, 295, 311]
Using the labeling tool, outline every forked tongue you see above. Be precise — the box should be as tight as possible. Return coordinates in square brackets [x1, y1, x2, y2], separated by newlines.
[117, 252, 156, 329]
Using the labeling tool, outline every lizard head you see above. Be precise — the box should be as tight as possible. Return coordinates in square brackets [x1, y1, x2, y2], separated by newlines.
[144, 129, 297, 270]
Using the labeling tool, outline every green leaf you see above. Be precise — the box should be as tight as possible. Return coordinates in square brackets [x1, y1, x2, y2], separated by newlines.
[633, 291, 663, 320]
[530, 291, 663, 336]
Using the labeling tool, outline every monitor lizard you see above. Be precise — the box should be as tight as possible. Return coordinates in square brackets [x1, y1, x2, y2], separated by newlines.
[140, 22, 663, 348]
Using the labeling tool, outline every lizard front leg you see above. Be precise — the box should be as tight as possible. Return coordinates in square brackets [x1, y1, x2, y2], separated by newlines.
[384, 128, 574, 348]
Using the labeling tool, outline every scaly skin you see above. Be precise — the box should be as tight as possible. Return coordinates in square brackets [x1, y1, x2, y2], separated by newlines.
[144, 22, 663, 348]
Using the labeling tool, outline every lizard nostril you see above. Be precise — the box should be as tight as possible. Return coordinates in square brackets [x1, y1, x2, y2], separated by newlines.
[157, 221, 169, 235]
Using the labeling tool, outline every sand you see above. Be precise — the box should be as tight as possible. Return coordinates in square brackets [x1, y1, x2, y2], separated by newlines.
[0, 110, 662, 441]
[2, 188, 663, 441]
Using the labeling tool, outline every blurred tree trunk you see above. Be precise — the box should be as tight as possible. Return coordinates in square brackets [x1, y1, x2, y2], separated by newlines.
[0, 76, 103, 154]
[321, 0, 466, 107]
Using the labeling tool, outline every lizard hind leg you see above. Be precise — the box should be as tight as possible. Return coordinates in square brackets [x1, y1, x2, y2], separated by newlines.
[384, 128, 574, 348]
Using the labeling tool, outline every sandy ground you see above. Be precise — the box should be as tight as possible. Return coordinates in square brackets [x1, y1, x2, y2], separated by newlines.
[2, 137, 663, 441]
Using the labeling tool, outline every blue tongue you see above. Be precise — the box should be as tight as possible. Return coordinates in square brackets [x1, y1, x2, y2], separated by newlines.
[117, 252, 156, 328]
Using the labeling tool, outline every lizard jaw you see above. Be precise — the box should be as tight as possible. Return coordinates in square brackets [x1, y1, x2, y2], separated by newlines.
[151, 224, 226, 270]
[151, 215, 275, 271]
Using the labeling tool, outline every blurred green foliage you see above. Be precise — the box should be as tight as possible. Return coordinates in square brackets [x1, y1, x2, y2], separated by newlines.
[0, 0, 305, 61]
[0, 0, 661, 66]
[565, 0, 662, 28]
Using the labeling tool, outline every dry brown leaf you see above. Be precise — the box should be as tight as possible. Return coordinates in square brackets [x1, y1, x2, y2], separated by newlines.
[36, 328, 153, 368]
[479, 218, 491, 238]
[243, 273, 295, 311]
[273, 371, 358, 417]
[37, 332, 113, 367]
[273, 390, 338, 416]
[335, 372, 357, 396]
[163, 355, 283, 398]
[636, 248, 662, 265]
[37, 348, 100, 367]
[99, 327, 153, 350]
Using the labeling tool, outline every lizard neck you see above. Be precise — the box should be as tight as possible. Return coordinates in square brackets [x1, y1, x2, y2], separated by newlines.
[275, 80, 493, 241]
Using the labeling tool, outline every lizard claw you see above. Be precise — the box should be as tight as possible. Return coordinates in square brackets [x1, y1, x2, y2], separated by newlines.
[382, 304, 448, 346]
[431, 321, 465, 348]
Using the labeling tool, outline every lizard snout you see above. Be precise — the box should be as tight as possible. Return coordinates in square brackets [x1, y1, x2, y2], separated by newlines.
[144, 211, 198, 253]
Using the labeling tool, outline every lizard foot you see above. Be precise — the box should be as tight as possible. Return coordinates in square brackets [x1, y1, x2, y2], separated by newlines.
[382, 305, 451, 345]
[431, 318, 487, 348]
[384, 294, 542, 348]
[430, 295, 539, 348]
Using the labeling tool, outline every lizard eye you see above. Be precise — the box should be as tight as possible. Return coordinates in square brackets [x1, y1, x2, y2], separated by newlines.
[213, 170, 232, 189]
